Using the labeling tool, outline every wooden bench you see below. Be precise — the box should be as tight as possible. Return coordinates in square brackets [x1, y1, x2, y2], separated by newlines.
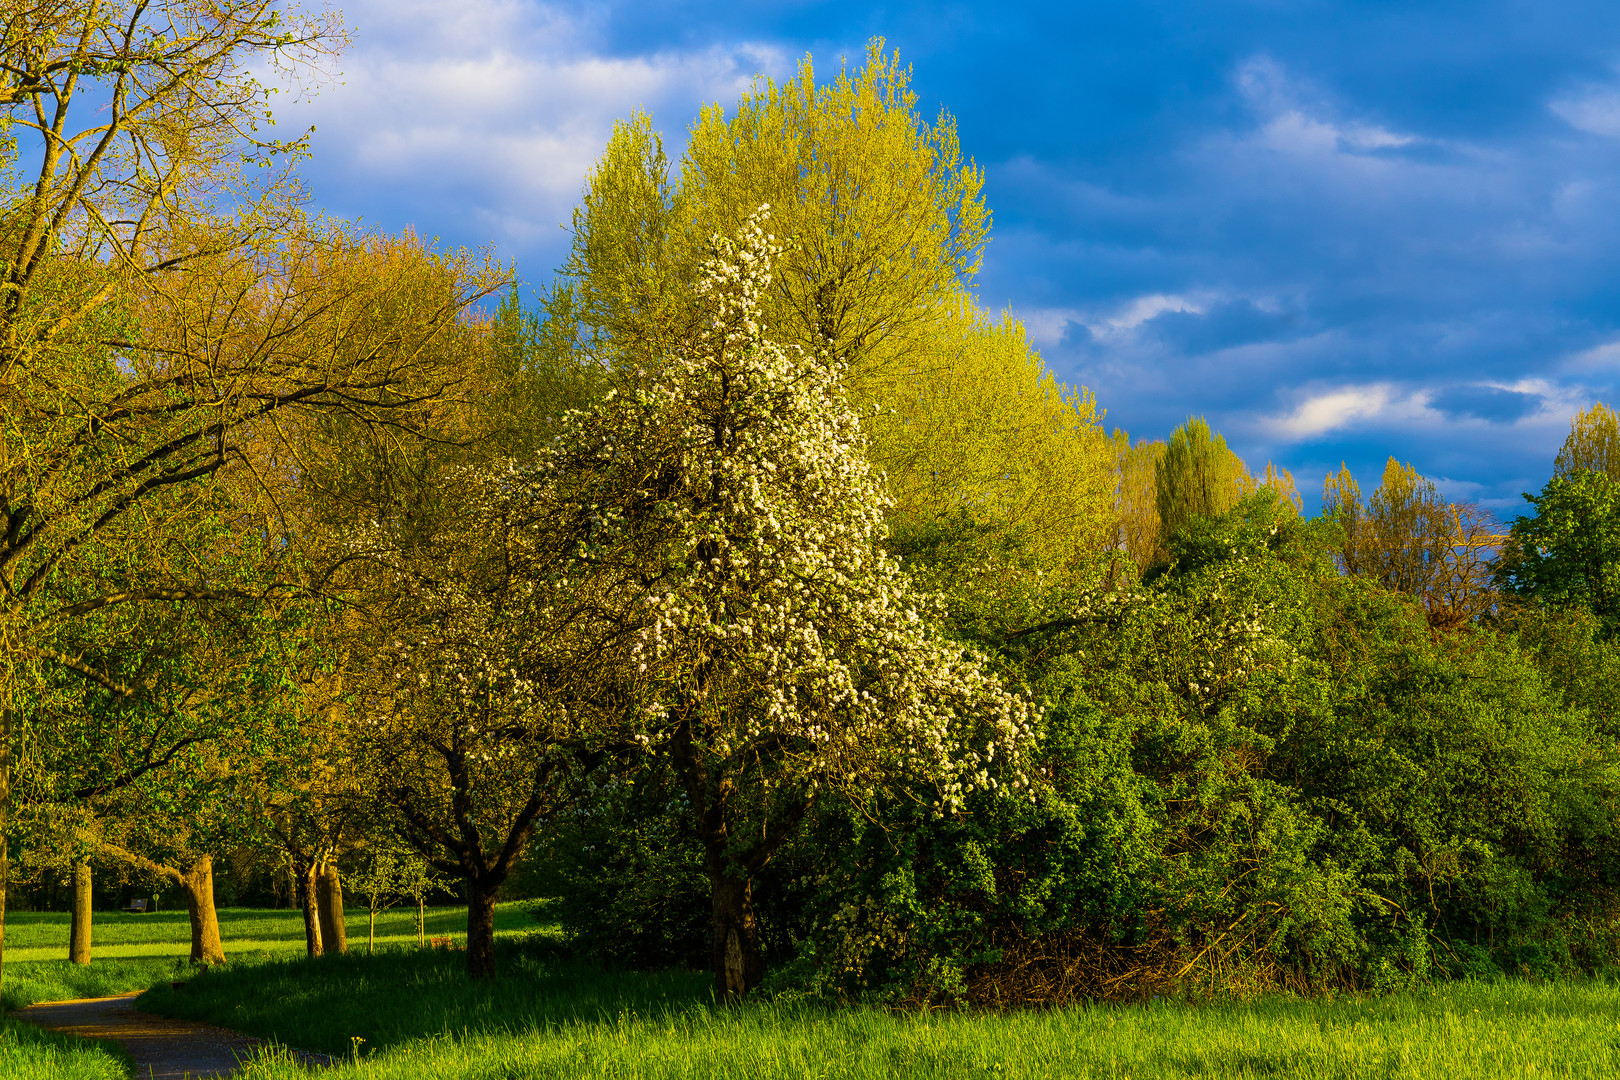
[429, 936, 460, 950]
[122, 899, 149, 913]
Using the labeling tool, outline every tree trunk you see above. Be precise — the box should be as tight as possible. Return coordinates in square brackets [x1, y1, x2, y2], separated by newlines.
[180, 856, 225, 966]
[466, 882, 498, 980]
[416, 895, 424, 948]
[710, 872, 763, 1002]
[299, 862, 323, 957]
[68, 861, 92, 965]
[368, 906, 375, 955]
[316, 864, 347, 955]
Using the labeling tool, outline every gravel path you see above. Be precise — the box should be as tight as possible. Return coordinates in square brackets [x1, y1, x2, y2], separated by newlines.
[12, 992, 333, 1079]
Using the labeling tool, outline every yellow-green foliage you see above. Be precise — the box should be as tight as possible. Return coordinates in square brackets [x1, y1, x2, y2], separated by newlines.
[557, 44, 1114, 569]
[1115, 437, 1167, 571]
[873, 302, 1115, 571]
[1555, 401, 1620, 481]
[1143, 418, 1299, 568]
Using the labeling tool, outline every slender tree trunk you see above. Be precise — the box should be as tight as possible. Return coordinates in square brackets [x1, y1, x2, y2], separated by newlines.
[68, 861, 92, 965]
[466, 880, 498, 980]
[180, 856, 225, 966]
[709, 871, 763, 1002]
[299, 862, 323, 958]
[368, 905, 375, 955]
[416, 895, 424, 948]
[316, 864, 347, 955]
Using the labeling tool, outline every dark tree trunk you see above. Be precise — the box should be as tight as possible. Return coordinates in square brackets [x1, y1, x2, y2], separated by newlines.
[316, 864, 347, 954]
[299, 862, 323, 957]
[180, 856, 225, 965]
[710, 871, 763, 1002]
[465, 881, 498, 980]
[68, 860, 92, 965]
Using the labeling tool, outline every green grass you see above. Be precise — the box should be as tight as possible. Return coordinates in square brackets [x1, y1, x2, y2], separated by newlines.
[1, 903, 516, 962]
[0, 1019, 129, 1080]
[11, 907, 1620, 1078]
[134, 938, 1620, 1080]
[2, 956, 193, 1011]
[1, 903, 529, 1080]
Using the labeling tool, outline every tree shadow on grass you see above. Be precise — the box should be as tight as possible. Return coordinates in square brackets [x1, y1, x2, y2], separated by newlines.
[136, 936, 711, 1057]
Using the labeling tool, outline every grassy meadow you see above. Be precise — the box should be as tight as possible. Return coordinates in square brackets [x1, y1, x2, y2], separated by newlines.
[5, 905, 1620, 1078]
[0, 902, 511, 964]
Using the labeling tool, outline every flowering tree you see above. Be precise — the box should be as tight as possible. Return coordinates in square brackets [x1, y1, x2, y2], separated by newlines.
[524, 214, 1034, 998]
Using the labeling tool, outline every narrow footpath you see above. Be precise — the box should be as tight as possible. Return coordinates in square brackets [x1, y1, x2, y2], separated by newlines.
[12, 992, 333, 1079]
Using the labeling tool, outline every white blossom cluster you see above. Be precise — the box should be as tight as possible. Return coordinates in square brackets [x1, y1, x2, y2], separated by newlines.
[344, 211, 1035, 821]
[538, 210, 1032, 807]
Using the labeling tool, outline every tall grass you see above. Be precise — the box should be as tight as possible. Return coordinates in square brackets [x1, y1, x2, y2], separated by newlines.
[11, 907, 1620, 1078]
[0, 1020, 128, 1080]
[137, 938, 1620, 1080]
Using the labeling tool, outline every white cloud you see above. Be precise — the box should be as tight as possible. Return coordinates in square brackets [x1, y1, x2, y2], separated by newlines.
[1550, 84, 1620, 138]
[1019, 293, 1209, 348]
[1236, 55, 1420, 160]
[1020, 307, 1083, 349]
[1266, 384, 1403, 438]
[262, 0, 791, 258]
[1567, 338, 1620, 369]
[1258, 111, 1413, 156]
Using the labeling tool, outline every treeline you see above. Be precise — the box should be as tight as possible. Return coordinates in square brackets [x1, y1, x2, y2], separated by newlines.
[5, 4, 1620, 1006]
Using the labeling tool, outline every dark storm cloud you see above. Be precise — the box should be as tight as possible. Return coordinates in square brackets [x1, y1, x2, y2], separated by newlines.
[1428, 386, 1546, 424]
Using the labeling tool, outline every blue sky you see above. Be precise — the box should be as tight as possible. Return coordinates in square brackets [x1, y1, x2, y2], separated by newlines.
[278, 0, 1620, 513]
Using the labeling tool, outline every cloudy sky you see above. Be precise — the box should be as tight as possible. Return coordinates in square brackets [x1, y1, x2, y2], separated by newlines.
[275, 0, 1620, 513]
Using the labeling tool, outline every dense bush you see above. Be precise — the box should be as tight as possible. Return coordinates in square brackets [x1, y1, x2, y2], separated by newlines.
[538, 495, 1620, 1002]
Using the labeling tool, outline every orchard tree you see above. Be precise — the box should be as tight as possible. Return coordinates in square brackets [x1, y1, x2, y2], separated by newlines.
[345, 474, 608, 981]
[522, 217, 1034, 998]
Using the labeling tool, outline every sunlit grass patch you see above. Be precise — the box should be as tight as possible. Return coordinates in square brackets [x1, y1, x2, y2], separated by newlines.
[140, 938, 1620, 1080]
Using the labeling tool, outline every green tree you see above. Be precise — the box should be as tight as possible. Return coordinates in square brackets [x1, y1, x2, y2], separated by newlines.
[0, 1, 506, 983]
[1554, 403, 1620, 481]
[554, 47, 1115, 579]
[1153, 417, 1251, 548]
[508, 219, 1033, 999]
[1496, 470, 1620, 636]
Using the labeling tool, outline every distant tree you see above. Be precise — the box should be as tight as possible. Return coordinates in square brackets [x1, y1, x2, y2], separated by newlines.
[1496, 470, 1620, 637]
[1555, 403, 1620, 481]
[1324, 458, 1498, 630]
[1154, 417, 1251, 546]
[1115, 437, 1167, 572]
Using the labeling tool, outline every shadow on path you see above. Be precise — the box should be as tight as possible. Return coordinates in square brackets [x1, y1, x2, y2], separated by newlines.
[13, 992, 332, 1079]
